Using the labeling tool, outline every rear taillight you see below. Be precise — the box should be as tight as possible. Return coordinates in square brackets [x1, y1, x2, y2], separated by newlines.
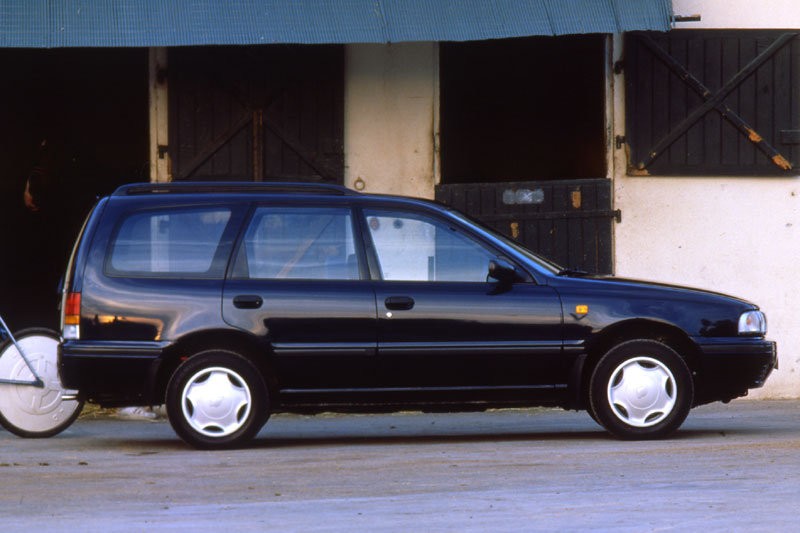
[63, 292, 81, 339]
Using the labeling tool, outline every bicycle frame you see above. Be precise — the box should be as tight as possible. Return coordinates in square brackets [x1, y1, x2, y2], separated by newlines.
[0, 315, 45, 388]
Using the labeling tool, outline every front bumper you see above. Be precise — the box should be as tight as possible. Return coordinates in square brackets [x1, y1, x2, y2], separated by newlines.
[59, 340, 167, 405]
[694, 337, 777, 403]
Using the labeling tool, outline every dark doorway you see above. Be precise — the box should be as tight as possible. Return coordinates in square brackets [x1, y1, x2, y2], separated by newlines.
[440, 35, 606, 183]
[0, 48, 149, 330]
[436, 36, 615, 274]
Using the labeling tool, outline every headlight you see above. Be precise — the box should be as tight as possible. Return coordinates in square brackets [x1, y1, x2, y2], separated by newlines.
[738, 310, 767, 336]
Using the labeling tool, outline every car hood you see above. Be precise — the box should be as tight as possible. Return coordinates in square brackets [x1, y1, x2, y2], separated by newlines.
[549, 273, 757, 309]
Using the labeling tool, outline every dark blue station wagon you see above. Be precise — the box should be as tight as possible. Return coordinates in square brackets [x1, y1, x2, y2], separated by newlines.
[59, 182, 777, 449]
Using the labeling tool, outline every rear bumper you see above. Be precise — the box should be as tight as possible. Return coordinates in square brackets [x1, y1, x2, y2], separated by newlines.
[694, 338, 777, 403]
[59, 340, 167, 405]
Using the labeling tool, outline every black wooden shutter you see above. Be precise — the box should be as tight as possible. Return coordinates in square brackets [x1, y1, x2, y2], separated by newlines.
[625, 30, 800, 176]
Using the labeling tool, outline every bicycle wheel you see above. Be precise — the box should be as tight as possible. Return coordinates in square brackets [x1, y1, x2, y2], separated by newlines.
[0, 328, 84, 437]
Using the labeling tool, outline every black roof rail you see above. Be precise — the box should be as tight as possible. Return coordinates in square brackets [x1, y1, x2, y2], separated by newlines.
[112, 181, 359, 197]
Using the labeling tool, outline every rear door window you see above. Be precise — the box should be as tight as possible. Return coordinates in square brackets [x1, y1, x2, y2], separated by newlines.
[232, 206, 359, 280]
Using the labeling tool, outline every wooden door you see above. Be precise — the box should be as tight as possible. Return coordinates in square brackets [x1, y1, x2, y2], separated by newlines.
[169, 46, 344, 183]
[436, 179, 618, 275]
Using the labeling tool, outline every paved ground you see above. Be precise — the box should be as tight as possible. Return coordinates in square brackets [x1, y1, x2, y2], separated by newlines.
[1, 400, 799, 532]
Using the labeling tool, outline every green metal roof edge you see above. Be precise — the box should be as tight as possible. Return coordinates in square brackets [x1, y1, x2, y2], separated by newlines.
[0, 0, 673, 48]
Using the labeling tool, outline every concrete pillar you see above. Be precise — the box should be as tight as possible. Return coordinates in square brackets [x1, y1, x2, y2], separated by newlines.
[344, 43, 439, 199]
[148, 47, 170, 183]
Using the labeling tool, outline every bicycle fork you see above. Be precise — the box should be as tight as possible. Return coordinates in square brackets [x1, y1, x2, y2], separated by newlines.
[0, 315, 45, 388]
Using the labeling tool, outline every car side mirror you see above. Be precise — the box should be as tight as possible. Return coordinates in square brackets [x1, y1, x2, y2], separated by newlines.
[488, 259, 523, 284]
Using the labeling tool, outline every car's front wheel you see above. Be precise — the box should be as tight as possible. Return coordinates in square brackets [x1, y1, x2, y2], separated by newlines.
[589, 340, 693, 439]
[166, 350, 268, 449]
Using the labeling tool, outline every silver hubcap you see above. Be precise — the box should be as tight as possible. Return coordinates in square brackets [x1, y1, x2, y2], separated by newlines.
[181, 366, 252, 437]
[607, 356, 676, 427]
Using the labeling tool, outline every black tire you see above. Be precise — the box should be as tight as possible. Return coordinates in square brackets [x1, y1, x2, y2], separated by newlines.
[166, 350, 269, 449]
[0, 328, 84, 438]
[589, 340, 693, 440]
[585, 400, 599, 424]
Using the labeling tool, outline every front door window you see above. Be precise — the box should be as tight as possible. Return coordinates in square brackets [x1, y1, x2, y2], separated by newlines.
[364, 210, 494, 282]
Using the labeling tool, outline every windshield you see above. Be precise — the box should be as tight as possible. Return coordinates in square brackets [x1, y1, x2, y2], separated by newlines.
[445, 209, 564, 275]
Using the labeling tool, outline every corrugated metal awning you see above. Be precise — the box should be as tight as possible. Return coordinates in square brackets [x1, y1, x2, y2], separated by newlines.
[0, 0, 673, 48]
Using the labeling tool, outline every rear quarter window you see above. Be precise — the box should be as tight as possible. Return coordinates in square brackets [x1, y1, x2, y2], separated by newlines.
[106, 207, 232, 278]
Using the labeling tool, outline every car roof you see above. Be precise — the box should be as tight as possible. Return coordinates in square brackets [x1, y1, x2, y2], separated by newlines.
[110, 181, 449, 211]
[112, 181, 358, 197]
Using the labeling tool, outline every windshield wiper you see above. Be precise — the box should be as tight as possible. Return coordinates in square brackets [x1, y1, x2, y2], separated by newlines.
[558, 268, 590, 277]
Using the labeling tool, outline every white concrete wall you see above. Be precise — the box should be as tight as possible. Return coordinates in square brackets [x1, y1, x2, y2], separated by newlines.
[613, 2, 800, 398]
[344, 43, 438, 199]
[672, 0, 800, 29]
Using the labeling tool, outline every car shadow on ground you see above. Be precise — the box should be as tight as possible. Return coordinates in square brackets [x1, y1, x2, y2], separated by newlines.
[16, 405, 798, 452]
[89, 426, 783, 452]
[83, 427, 771, 452]
[249, 429, 611, 449]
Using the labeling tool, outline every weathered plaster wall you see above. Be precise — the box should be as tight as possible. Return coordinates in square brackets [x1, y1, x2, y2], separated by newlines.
[672, 0, 800, 29]
[148, 47, 170, 183]
[613, 2, 800, 397]
[613, 177, 799, 398]
[344, 43, 438, 199]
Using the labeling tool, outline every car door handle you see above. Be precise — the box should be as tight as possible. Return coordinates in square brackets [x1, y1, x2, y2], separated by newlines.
[385, 296, 415, 311]
[233, 295, 263, 309]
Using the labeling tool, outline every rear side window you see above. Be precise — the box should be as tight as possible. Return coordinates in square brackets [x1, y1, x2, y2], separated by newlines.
[232, 206, 358, 280]
[108, 207, 231, 277]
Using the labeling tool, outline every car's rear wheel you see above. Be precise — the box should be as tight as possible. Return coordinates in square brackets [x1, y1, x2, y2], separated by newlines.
[0, 328, 84, 438]
[166, 350, 268, 449]
[589, 339, 693, 439]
